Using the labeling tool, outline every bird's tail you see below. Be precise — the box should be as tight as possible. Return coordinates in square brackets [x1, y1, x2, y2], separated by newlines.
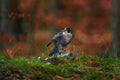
[47, 41, 52, 47]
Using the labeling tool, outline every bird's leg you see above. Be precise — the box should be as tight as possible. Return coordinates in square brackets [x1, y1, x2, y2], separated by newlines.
[57, 44, 63, 56]
[62, 47, 66, 54]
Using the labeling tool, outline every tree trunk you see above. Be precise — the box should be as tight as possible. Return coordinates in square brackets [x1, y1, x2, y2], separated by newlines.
[0, 0, 10, 34]
[11, 0, 24, 41]
[0, 0, 10, 52]
[106, 0, 120, 57]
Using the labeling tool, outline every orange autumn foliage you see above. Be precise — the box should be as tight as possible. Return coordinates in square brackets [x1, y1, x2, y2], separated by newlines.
[0, 0, 112, 56]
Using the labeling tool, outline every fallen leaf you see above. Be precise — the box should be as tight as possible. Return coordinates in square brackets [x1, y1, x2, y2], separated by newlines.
[89, 59, 94, 67]
[72, 73, 79, 78]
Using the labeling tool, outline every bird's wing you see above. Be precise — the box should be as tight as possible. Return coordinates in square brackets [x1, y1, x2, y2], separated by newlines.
[52, 31, 64, 41]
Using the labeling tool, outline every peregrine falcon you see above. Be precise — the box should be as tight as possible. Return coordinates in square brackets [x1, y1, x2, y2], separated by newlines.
[47, 27, 74, 56]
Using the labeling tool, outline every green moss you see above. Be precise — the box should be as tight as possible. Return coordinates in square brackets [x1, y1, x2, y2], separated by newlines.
[0, 55, 120, 80]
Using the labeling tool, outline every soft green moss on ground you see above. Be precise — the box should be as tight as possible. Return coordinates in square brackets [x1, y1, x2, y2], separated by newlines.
[0, 55, 120, 80]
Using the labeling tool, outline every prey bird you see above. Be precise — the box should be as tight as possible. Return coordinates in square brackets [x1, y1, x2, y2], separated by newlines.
[47, 27, 74, 56]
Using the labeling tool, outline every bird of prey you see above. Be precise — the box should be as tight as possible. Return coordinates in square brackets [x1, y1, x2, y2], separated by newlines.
[47, 27, 74, 56]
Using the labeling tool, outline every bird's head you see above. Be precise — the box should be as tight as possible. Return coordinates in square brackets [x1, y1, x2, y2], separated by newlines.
[64, 27, 71, 33]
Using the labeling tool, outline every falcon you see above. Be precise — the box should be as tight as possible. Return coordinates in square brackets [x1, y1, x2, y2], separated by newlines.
[47, 27, 74, 56]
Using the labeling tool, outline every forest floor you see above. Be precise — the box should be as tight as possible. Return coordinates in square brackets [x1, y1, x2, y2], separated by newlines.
[0, 55, 120, 80]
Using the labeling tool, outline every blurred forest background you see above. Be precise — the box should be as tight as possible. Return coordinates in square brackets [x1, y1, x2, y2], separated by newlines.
[0, 0, 112, 57]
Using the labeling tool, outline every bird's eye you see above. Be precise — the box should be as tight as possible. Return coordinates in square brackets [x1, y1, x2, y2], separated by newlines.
[66, 28, 71, 33]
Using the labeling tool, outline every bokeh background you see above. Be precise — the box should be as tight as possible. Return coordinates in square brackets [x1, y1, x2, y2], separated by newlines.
[0, 0, 112, 57]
